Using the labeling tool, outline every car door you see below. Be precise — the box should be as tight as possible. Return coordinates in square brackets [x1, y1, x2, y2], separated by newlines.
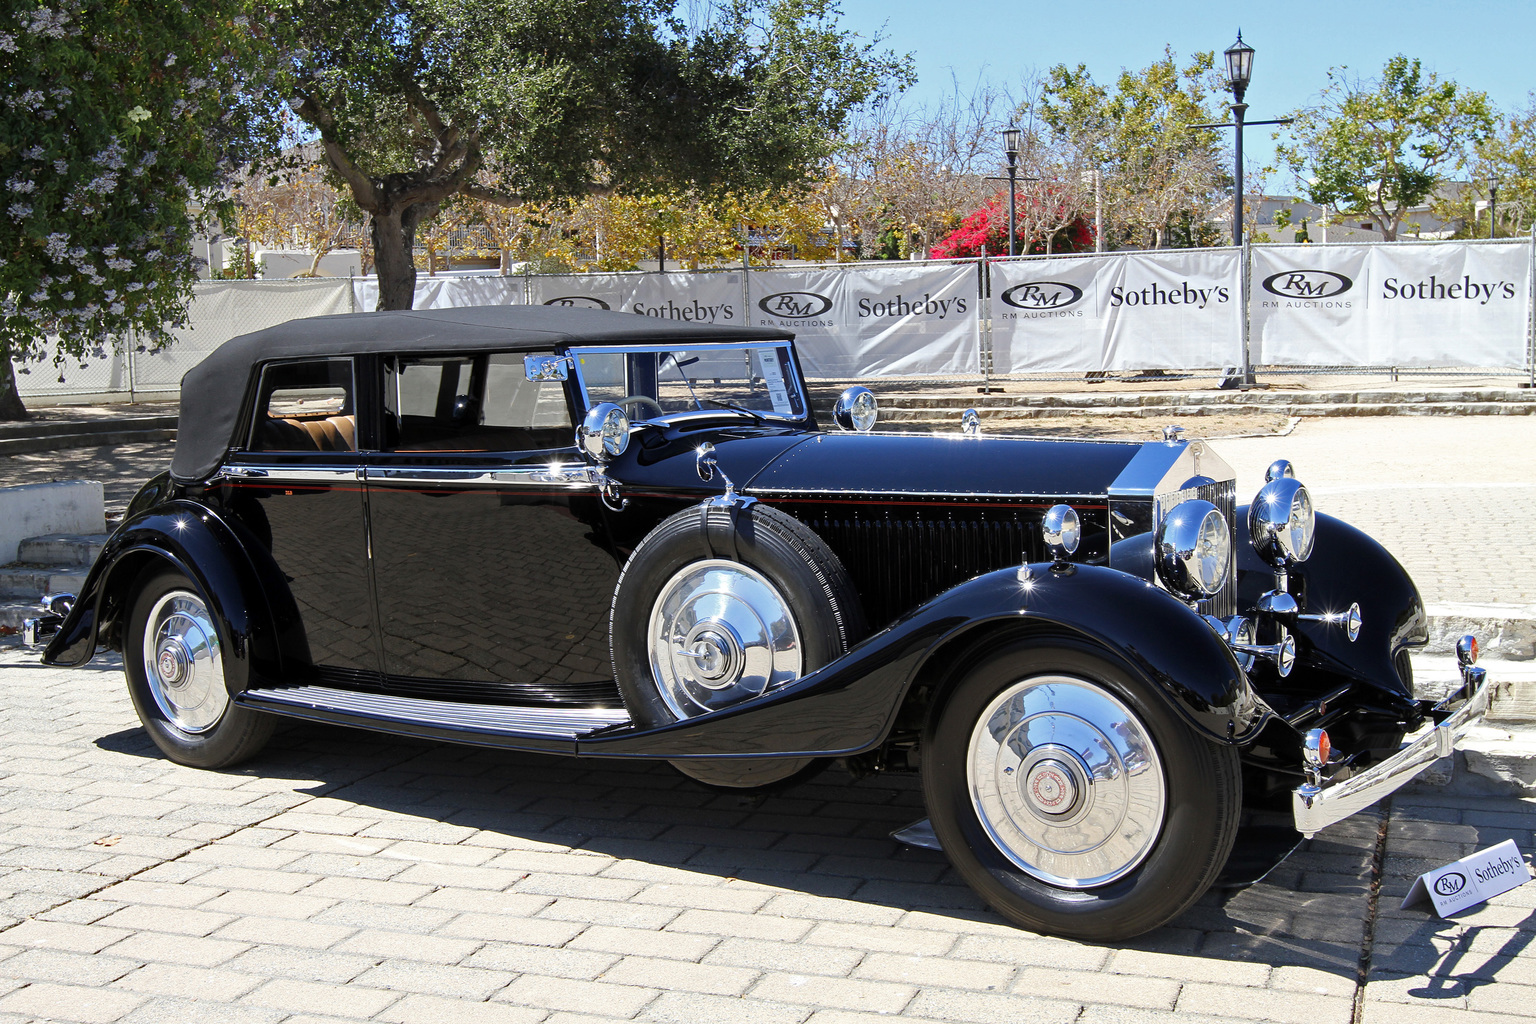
[219, 357, 375, 676]
[363, 350, 624, 705]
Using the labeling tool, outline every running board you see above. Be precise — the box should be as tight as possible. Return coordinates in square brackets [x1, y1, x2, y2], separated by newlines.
[240, 684, 632, 750]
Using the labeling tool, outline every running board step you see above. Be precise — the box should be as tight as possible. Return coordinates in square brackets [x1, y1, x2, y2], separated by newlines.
[240, 684, 631, 741]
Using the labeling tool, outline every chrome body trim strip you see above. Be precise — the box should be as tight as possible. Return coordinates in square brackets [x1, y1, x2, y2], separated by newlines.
[242, 684, 631, 739]
[365, 463, 595, 488]
[748, 488, 1110, 500]
[1292, 666, 1492, 837]
[216, 464, 359, 484]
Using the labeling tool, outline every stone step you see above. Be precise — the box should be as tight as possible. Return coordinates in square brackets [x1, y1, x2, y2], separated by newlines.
[0, 565, 88, 600]
[0, 600, 45, 631]
[17, 533, 108, 567]
[0, 425, 175, 456]
[0, 413, 177, 441]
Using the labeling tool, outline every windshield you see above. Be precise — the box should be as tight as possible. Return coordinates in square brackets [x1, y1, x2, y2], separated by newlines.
[571, 343, 808, 420]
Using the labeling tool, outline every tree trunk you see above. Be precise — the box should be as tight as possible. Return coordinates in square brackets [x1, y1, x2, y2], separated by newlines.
[0, 353, 30, 421]
[370, 203, 432, 311]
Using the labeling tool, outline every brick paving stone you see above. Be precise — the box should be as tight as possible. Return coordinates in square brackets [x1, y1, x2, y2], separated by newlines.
[569, 925, 718, 961]
[666, 909, 814, 942]
[334, 928, 483, 965]
[112, 964, 264, 1002]
[354, 960, 514, 1000]
[904, 988, 1080, 1024]
[496, 974, 656, 1017]
[222, 947, 380, 985]
[461, 943, 619, 981]
[1176, 982, 1353, 1024]
[749, 973, 915, 1014]
[103, 931, 251, 969]
[376, 993, 546, 1024]
[242, 978, 400, 1017]
[638, 990, 809, 1024]
[1, 918, 131, 953]
[854, 952, 1012, 991]
[0, 981, 147, 1023]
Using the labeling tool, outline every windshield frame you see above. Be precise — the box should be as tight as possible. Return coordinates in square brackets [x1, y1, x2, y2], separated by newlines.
[566, 340, 815, 426]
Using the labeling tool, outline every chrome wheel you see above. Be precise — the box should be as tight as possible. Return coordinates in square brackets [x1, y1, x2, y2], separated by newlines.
[647, 559, 802, 718]
[141, 589, 227, 734]
[967, 675, 1166, 888]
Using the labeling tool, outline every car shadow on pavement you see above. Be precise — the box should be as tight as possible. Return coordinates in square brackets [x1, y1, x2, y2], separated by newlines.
[86, 712, 1431, 982]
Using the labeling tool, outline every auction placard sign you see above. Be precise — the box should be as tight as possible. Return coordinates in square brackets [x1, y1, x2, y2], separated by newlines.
[990, 250, 1244, 373]
[1251, 242, 1532, 367]
[1401, 838, 1532, 917]
[750, 262, 979, 378]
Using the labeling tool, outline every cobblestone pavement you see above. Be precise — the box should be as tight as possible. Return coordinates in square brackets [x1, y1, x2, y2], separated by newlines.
[1, 646, 1531, 1024]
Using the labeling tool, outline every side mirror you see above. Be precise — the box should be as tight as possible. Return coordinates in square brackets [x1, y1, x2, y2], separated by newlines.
[577, 403, 630, 462]
[525, 354, 570, 382]
[833, 386, 878, 432]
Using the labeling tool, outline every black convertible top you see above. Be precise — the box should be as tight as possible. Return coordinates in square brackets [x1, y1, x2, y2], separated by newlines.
[171, 304, 794, 482]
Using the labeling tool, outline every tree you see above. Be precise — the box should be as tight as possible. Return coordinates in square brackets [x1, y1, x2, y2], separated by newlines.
[1280, 55, 1495, 241]
[0, 1, 281, 419]
[283, 0, 910, 310]
[1433, 96, 1536, 238]
[1039, 49, 1224, 250]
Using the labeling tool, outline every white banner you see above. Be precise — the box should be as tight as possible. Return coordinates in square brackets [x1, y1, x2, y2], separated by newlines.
[529, 272, 745, 326]
[1251, 242, 1532, 367]
[351, 274, 523, 312]
[749, 262, 979, 377]
[991, 250, 1244, 372]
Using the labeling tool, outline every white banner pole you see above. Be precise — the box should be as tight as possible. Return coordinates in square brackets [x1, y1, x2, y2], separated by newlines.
[1240, 237, 1254, 386]
[1529, 225, 1535, 388]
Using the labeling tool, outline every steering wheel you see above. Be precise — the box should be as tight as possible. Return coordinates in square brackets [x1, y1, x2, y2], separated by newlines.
[618, 395, 665, 419]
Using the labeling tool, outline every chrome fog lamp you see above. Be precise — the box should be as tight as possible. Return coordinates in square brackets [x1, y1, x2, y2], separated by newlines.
[1041, 504, 1080, 562]
[577, 403, 630, 461]
[833, 386, 878, 432]
[1155, 499, 1231, 598]
[1249, 477, 1315, 568]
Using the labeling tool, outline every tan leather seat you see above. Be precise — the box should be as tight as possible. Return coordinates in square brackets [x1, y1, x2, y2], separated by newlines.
[259, 415, 356, 452]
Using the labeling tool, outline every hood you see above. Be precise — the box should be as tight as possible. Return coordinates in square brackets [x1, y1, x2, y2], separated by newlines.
[744, 431, 1152, 498]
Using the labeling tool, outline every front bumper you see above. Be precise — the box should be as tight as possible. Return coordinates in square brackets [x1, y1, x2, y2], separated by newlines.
[1293, 658, 1492, 838]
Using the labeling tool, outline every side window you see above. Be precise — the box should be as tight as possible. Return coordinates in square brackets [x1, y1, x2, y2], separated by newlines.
[248, 359, 356, 454]
[384, 352, 573, 452]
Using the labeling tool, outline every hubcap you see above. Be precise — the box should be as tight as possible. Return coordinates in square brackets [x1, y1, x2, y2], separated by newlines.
[967, 675, 1166, 888]
[141, 589, 227, 734]
[648, 559, 801, 718]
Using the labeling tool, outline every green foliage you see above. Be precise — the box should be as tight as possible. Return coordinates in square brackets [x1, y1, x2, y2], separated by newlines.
[1435, 96, 1536, 238]
[0, 1, 284, 372]
[283, 0, 911, 307]
[1279, 55, 1495, 240]
[1039, 48, 1224, 249]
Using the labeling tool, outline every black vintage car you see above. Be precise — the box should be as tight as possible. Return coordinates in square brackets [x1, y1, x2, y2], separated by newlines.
[39, 305, 1490, 941]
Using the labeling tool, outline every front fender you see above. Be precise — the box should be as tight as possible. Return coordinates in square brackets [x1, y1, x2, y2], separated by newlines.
[41, 501, 290, 692]
[580, 562, 1261, 759]
[1238, 510, 1426, 699]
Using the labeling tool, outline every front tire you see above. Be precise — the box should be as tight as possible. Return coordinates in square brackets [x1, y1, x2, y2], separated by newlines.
[923, 640, 1240, 941]
[124, 569, 273, 769]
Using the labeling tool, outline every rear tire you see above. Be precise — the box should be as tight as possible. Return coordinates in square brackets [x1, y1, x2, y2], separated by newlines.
[923, 639, 1240, 941]
[124, 569, 273, 769]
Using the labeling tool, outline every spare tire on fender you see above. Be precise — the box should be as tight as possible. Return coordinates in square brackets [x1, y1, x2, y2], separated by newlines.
[610, 502, 866, 787]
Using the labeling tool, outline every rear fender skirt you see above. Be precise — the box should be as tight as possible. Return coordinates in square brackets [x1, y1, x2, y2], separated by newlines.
[41, 502, 291, 691]
[580, 562, 1261, 759]
[1237, 510, 1427, 699]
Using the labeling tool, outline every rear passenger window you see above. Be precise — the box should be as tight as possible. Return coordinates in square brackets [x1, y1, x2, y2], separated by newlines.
[384, 352, 572, 452]
[249, 359, 357, 453]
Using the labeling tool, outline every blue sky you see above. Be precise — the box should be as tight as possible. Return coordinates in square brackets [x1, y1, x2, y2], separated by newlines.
[835, 0, 1534, 186]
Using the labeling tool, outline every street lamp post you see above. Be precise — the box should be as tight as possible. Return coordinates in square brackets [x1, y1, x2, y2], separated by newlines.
[1190, 33, 1292, 388]
[1490, 178, 1499, 239]
[1003, 126, 1021, 257]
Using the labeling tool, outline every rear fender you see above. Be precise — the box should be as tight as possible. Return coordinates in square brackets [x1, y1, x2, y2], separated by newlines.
[41, 502, 293, 691]
[579, 562, 1262, 759]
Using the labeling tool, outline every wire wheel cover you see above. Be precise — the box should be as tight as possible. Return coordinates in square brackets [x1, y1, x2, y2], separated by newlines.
[141, 589, 227, 733]
[648, 559, 802, 718]
[968, 675, 1166, 888]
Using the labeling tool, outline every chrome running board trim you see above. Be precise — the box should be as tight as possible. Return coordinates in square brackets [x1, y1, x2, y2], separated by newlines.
[241, 684, 631, 739]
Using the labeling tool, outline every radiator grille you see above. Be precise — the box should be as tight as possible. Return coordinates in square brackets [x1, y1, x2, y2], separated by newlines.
[805, 515, 1043, 629]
